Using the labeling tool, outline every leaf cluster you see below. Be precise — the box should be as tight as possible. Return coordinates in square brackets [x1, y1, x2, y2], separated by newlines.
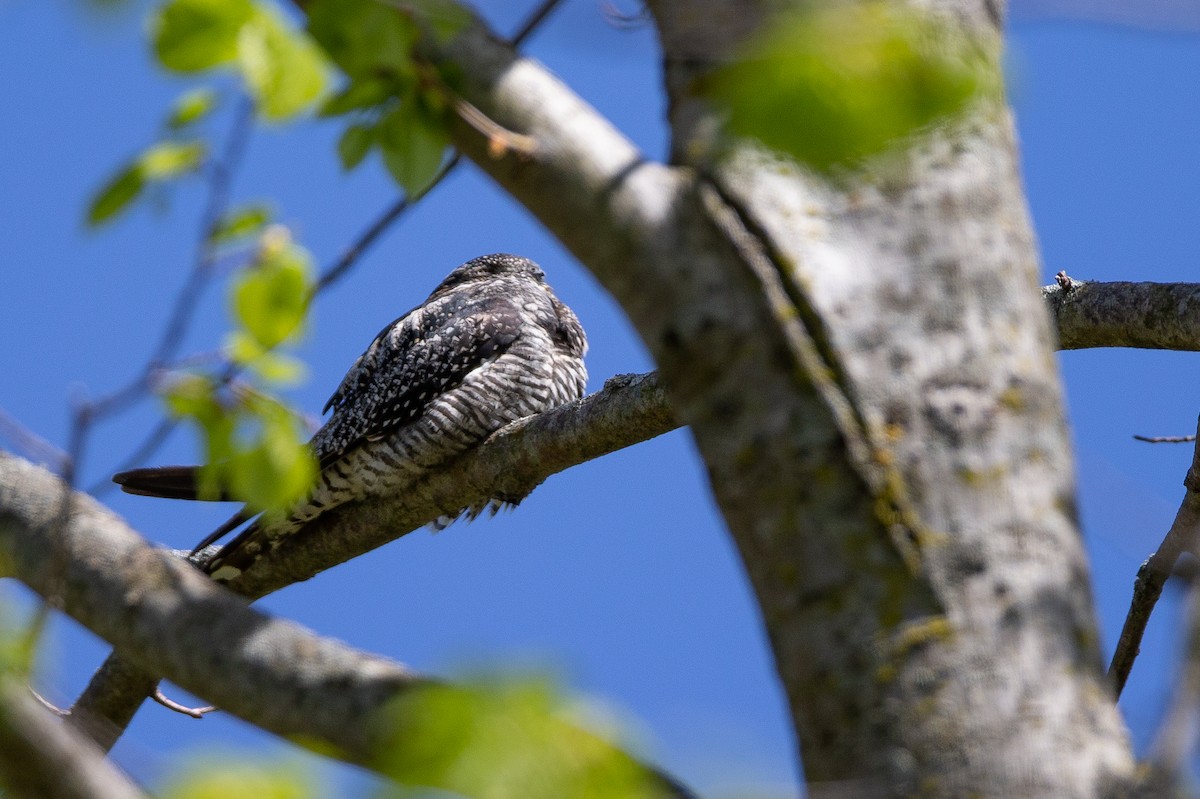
[308, 0, 464, 194]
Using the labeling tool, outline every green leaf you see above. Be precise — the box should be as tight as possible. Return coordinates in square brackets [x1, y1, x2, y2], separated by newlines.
[227, 393, 317, 513]
[230, 233, 314, 350]
[306, 0, 418, 80]
[152, 0, 255, 73]
[167, 87, 219, 129]
[337, 123, 375, 170]
[226, 331, 308, 385]
[237, 7, 329, 121]
[162, 373, 221, 421]
[139, 139, 207, 179]
[377, 99, 448, 195]
[319, 78, 394, 117]
[210, 202, 272, 245]
[704, 4, 1001, 174]
[374, 679, 659, 799]
[162, 374, 231, 501]
[86, 163, 145, 226]
[402, 0, 472, 43]
[249, 351, 308, 385]
[87, 140, 205, 227]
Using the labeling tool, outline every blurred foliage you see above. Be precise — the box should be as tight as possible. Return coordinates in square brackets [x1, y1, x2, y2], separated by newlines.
[0, 599, 36, 681]
[160, 760, 320, 799]
[87, 138, 206, 226]
[159, 225, 317, 512]
[168, 87, 220, 130]
[210, 202, 273, 246]
[307, 0, 459, 194]
[373, 677, 662, 799]
[704, 2, 1001, 174]
[163, 372, 317, 513]
[151, 0, 329, 120]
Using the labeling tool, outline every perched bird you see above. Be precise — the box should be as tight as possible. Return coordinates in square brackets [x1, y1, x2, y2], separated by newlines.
[115, 254, 588, 581]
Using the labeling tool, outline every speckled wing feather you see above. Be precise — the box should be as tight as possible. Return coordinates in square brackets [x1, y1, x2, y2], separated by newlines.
[310, 292, 522, 471]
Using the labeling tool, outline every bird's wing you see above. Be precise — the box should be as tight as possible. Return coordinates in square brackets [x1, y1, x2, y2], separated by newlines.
[309, 291, 525, 469]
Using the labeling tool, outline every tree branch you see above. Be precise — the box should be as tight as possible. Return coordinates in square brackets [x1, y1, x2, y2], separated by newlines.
[1043, 279, 1200, 350]
[0, 449, 692, 797]
[0, 680, 148, 799]
[1108, 415, 1200, 696]
[64, 372, 678, 750]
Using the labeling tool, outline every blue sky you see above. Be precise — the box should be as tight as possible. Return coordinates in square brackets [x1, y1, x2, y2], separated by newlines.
[0, 2, 1198, 796]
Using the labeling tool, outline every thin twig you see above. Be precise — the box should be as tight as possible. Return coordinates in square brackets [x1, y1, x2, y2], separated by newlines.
[315, 154, 461, 292]
[144, 97, 256, 373]
[28, 687, 68, 717]
[453, 96, 537, 159]
[601, 0, 651, 29]
[84, 99, 255, 483]
[1109, 414, 1200, 696]
[151, 688, 216, 719]
[0, 407, 67, 471]
[511, 0, 564, 44]
[1134, 434, 1197, 444]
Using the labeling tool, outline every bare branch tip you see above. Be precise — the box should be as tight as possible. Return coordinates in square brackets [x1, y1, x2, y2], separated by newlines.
[152, 688, 217, 719]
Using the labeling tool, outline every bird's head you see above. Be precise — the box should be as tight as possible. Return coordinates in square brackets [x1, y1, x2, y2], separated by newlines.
[429, 253, 546, 299]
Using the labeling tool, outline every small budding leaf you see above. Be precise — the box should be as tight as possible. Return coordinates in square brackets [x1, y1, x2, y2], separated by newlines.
[139, 139, 207, 178]
[375, 678, 659, 799]
[87, 139, 206, 227]
[167, 87, 219, 129]
[231, 231, 314, 351]
[337, 122, 375, 170]
[378, 99, 448, 195]
[153, 0, 256, 73]
[704, 3, 1001, 174]
[86, 164, 146, 226]
[210, 202, 272, 245]
[237, 7, 330, 121]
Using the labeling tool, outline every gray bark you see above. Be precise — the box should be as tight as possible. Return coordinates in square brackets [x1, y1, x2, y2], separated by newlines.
[0, 451, 690, 797]
[414, 0, 1136, 794]
[1046, 280, 1200, 350]
[0, 681, 147, 799]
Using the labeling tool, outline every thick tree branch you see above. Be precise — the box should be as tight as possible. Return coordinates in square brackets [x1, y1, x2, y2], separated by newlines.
[67, 373, 678, 750]
[1044, 279, 1200, 350]
[0, 681, 147, 799]
[0, 450, 691, 797]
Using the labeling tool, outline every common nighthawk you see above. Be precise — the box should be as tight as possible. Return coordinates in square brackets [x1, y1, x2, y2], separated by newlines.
[115, 253, 588, 581]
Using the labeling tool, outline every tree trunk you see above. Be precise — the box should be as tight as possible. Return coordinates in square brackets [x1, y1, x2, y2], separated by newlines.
[423, 0, 1138, 793]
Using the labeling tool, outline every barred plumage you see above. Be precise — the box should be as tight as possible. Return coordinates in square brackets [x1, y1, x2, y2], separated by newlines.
[115, 254, 588, 581]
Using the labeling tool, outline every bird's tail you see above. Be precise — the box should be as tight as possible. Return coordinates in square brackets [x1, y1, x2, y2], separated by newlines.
[113, 465, 234, 501]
